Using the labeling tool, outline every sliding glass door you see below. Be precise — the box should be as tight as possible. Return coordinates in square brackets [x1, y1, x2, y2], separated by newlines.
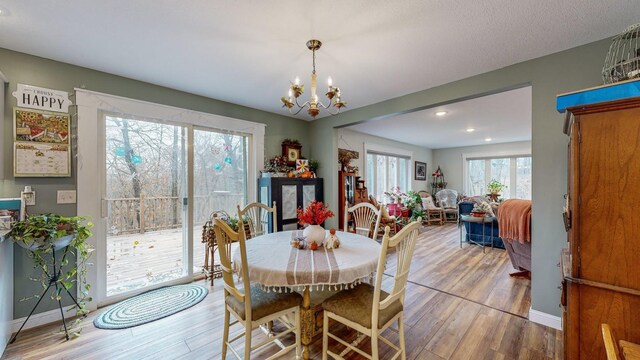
[102, 113, 252, 302]
[192, 128, 248, 270]
[104, 116, 188, 297]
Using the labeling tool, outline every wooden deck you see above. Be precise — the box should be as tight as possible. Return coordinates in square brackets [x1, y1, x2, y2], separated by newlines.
[107, 227, 208, 296]
[2, 224, 561, 360]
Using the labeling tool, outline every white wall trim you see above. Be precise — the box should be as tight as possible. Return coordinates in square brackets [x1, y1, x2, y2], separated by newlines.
[11, 307, 77, 333]
[364, 142, 413, 158]
[529, 307, 562, 330]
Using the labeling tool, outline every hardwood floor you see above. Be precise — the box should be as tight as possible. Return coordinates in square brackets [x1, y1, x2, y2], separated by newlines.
[1, 224, 561, 360]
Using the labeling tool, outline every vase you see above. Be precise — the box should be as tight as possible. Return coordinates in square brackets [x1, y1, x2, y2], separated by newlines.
[303, 225, 326, 245]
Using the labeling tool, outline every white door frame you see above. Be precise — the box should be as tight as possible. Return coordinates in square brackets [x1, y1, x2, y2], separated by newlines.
[75, 89, 264, 309]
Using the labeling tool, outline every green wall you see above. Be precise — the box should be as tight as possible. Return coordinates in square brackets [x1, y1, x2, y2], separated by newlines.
[311, 38, 611, 317]
[2, 36, 614, 320]
[0, 47, 309, 318]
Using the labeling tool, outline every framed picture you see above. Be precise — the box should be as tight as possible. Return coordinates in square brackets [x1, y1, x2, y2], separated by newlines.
[282, 140, 302, 165]
[0, 198, 25, 233]
[415, 161, 427, 181]
[13, 107, 71, 177]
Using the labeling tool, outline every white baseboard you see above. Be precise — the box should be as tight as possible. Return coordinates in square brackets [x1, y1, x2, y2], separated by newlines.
[529, 306, 562, 330]
[11, 306, 78, 333]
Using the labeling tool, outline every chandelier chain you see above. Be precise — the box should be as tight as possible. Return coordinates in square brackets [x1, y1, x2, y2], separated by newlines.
[312, 48, 316, 74]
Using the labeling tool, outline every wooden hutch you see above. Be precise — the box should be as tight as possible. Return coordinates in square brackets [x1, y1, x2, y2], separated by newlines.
[557, 79, 640, 359]
[338, 171, 368, 231]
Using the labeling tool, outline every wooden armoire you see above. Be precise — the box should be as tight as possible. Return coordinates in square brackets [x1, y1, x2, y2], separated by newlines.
[558, 80, 640, 359]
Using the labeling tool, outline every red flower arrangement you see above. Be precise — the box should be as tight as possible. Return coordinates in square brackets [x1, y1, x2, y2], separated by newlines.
[297, 201, 334, 225]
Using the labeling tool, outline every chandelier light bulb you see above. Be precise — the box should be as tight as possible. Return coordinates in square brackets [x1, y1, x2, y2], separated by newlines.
[294, 76, 300, 85]
[288, 89, 292, 98]
[327, 77, 333, 86]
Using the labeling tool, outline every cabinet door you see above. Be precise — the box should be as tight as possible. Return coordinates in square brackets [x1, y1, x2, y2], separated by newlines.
[578, 107, 640, 288]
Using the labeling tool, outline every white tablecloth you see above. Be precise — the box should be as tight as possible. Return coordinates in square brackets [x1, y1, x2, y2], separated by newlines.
[233, 230, 381, 292]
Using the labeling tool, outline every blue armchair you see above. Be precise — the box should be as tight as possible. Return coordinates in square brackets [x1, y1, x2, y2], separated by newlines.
[458, 201, 504, 249]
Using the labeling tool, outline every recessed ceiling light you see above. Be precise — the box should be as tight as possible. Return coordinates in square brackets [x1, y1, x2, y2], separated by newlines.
[435, 111, 447, 116]
[466, 128, 475, 132]
[485, 138, 492, 142]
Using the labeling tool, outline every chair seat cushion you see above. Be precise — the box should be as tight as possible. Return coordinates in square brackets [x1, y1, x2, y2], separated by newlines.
[322, 284, 403, 329]
[226, 284, 302, 321]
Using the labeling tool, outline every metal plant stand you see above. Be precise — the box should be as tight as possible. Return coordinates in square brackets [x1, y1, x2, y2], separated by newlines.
[10, 245, 82, 343]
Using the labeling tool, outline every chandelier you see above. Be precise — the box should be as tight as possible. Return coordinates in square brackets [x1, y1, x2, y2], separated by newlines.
[280, 39, 346, 118]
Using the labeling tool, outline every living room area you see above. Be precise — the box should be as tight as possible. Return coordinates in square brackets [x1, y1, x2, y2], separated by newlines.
[334, 83, 534, 314]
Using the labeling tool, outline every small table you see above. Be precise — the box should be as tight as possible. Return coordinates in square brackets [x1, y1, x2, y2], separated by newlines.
[459, 214, 495, 253]
[233, 230, 380, 359]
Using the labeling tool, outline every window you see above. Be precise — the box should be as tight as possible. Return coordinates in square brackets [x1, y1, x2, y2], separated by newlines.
[465, 155, 532, 199]
[366, 152, 410, 201]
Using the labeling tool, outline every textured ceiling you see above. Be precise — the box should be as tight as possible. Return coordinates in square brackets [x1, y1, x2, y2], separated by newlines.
[347, 86, 532, 149]
[0, 1, 638, 121]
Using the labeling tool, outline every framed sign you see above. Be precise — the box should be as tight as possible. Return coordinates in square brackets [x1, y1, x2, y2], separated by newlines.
[12, 84, 71, 113]
[415, 161, 427, 181]
[13, 107, 71, 177]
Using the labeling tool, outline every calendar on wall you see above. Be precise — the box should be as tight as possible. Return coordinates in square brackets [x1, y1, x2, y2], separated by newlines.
[13, 107, 71, 177]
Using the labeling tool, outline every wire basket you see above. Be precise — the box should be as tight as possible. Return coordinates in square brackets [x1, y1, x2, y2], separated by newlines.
[603, 23, 640, 84]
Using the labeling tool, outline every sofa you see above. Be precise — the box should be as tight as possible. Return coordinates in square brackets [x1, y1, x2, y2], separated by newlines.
[458, 201, 504, 249]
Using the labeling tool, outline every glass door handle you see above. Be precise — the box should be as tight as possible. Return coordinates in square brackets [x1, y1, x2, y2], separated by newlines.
[101, 199, 108, 219]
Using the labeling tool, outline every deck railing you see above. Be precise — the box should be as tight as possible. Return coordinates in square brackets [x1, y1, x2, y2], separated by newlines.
[107, 193, 245, 235]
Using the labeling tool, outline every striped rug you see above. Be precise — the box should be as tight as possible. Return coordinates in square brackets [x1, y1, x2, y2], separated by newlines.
[94, 284, 208, 329]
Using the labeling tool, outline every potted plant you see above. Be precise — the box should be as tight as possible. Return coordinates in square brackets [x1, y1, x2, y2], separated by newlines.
[471, 202, 492, 217]
[9, 213, 93, 338]
[487, 179, 507, 195]
[403, 191, 423, 212]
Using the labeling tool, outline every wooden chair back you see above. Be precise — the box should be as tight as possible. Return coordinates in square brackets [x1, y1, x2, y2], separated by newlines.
[602, 324, 622, 360]
[372, 219, 421, 322]
[344, 202, 382, 239]
[213, 218, 251, 318]
[237, 201, 277, 240]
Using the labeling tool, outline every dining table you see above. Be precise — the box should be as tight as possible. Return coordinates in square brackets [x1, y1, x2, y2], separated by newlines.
[232, 229, 381, 359]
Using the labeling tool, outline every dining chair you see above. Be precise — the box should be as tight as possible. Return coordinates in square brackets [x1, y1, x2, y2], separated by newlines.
[237, 201, 277, 240]
[602, 324, 621, 360]
[344, 202, 382, 239]
[368, 195, 397, 237]
[322, 218, 422, 360]
[214, 218, 301, 359]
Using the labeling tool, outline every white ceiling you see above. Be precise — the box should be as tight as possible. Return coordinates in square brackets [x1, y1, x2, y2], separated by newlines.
[347, 86, 532, 149]
[0, 1, 638, 121]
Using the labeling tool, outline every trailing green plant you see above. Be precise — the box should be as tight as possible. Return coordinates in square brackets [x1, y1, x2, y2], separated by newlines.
[9, 213, 93, 336]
